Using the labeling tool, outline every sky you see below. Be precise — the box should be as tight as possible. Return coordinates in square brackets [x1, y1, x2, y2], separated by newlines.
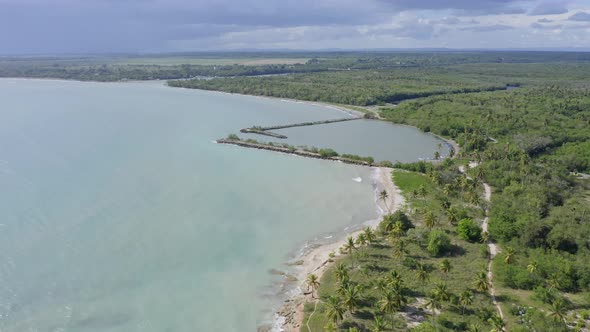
[2, 0, 590, 54]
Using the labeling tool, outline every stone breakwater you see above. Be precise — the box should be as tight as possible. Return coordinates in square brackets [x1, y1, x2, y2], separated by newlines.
[216, 139, 374, 167]
[240, 117, 362, 139]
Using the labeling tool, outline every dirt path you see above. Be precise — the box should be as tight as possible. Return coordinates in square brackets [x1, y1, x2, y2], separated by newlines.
[460, 163, 504, 319]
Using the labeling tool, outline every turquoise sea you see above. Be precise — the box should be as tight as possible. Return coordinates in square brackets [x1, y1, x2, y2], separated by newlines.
[0, 79, 442, 331]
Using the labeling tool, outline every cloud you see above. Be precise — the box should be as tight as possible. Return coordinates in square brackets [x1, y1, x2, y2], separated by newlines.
[528, 2, 568, 15]
[377, 0, 527, 15]
[460, 24, 515, 32]
[568, 12, 590, 21]
[530, 22, 563, 29]
[0, 0, 589, 53]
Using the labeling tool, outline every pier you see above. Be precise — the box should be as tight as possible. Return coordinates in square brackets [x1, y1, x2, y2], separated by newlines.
[240, 117, 362, 139]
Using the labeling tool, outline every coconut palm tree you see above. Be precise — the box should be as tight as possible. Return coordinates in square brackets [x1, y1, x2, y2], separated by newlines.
[370, 315, 387, 332]
[418, 184, 428, 197]
[480, 231, 489, 243]
[504, 247, 515, 265]
[342, 284, 362, 315]
[393, 239, 407, 260]
[488, 314, 506, 332]
[379, 289, 404, 326]
[388, 270, 402, 286]
[439, 259, 452, 280]
[363, 226, 376, 244]
[389, 221, 404, 241]
[416, 263, 430, 293]
[323, 322, 337, 332]
[527, 260, 538, 274]
[423, 210, 437, 230]
[356, 233, 368, 251]
[459, 290, 474, 315]
[474, 271, 490, 293]
[325, 296, 345, 324]
[547, 273, 561, 291]
[446, 206, 459, 225]
[423, 296, 441, 324]
[379, 189, 389, 213]
[306, 274, 320, 299]
[548, 298, 567, 325]
[343, 236, 357, 268]
[433, 283, 450, 302]
[443, 184, 453, 196]
[466, 323, 481, 332]
[373, 277, 389, 294]
[335, 263, 349, 284]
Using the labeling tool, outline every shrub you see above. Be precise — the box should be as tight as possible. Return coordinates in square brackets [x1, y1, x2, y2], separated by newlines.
[427, 230, 452, 256]
[379, 211, 414, 234]
[318, 148, 339, 158]
[457, 218, 482, 242]
[226, 133, 240, 140]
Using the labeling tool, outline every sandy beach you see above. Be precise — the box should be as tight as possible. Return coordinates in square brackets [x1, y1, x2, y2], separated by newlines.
[272, 167, 405, 332]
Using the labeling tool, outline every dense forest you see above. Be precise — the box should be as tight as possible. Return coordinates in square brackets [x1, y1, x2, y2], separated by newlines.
[169, 63, 590, 106]
[380, 86, 590, 331]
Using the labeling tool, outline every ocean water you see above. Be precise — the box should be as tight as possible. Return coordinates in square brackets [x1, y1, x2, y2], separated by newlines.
[0, 79, 440, 331]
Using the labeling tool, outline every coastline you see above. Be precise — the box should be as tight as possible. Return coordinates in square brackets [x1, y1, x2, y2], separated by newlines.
[269, 167, 405, 332]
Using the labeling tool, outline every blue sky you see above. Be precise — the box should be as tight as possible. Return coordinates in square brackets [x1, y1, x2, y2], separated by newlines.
[2, 0, 590, 54]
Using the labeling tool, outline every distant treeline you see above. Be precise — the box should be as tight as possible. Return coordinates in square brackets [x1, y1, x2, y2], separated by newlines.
[2, 51, 590, 82]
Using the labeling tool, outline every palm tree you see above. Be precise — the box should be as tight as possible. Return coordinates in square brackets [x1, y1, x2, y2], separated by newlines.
[373, 277, 389, 294]
[443, 184, 453, 196]
[388, 270, 402, 286]
[488, 314, 505, 332]
[323, 322, 337, 332]
[306, 274, 320, 299]
[474, 270, 490, 293]
[446, 206, 459, 225]
[547, 273, 561, 291]
[389, 221, 404, 241]
[379, 290, 403, 326]
[439, 259, 452, 280]
[423, 210, 437, 230]
[393, 239, 407, 260]
[416, 263, 430, 293]
[325, 296, 345, 324]
[466, 323, 481, 332]
[433, 283, 450, 302]
[548, 298, 567, 325]
[423, 296, 441, 324]
[343, 236, 357, 268]
[434, 151, 441, 160]
[480, 231, 489, 243]
[527, 260, 538, 274]
[363, 226, 376, 245]
[504, 247, 515, 265]
[342, 284, 362, 315]
[379, 190, 390, 213]
[335, 263, 349, 284]
[459, 290, 474, 315]
[356, 233, 368, 252]
[370, 315, 387, 332]
[418, 184, 428, 197]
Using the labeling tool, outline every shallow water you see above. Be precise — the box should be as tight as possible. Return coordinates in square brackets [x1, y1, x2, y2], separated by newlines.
[0, 79, 440, 331]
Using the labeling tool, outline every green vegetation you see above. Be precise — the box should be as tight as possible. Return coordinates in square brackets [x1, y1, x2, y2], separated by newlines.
[303, 163, 500, 331]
